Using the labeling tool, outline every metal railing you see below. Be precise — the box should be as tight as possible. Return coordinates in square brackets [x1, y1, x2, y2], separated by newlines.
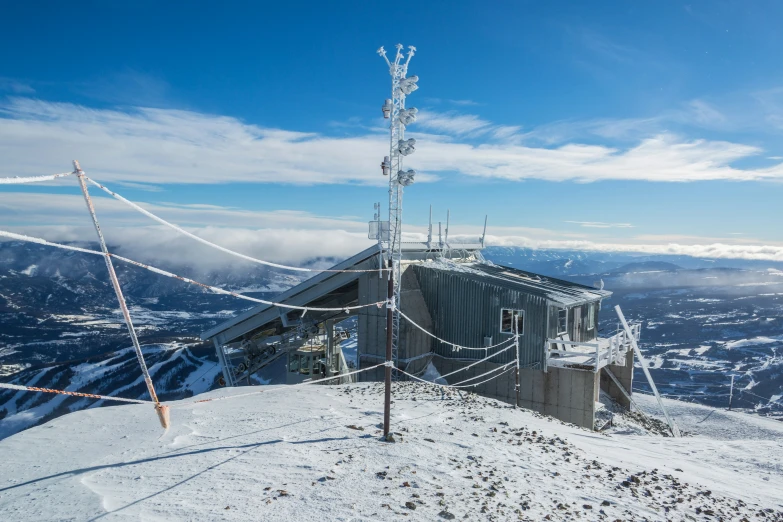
[545, 322, 641, 373]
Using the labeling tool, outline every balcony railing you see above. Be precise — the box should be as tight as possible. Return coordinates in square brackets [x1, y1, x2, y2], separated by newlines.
[545, 322, 641, 373]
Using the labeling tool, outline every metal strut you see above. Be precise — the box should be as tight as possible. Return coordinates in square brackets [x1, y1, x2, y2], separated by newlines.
[73, 160, 169, 429]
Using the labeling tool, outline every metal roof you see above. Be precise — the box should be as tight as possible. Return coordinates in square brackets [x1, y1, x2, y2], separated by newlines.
[200, 244, 381, 343]
[415, 260, 611, 307]
[199, 243, 600, 344]
[200, 243, 484, 344]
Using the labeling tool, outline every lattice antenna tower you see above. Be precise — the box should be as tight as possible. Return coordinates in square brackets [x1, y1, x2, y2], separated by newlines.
[377, 44, 419, 373]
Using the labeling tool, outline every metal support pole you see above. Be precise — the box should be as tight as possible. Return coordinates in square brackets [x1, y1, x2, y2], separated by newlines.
[326, 320, 334, 378]
[480, 215, 488, 248]
[514, 312, 520, 408]
[427, 205, 432, 248]
[73, 160, 169, 429]
[615, 305, 679, 437]
[728, 375, 735, 410]
[383, 264, 394, 440]
[213, 338, 234, 387]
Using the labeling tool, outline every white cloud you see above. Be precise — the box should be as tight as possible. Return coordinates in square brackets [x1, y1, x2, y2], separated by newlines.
[2, 97, 783, 188]
[565, 221, 634, 229]
[415, 110, 494, 136]
[0, 192, 374, 269]
[2, 192, 782, 269]
[481, 235, 783, 262]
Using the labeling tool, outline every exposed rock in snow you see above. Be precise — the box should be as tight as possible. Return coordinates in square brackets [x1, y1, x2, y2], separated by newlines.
[0, 381, 780, 521]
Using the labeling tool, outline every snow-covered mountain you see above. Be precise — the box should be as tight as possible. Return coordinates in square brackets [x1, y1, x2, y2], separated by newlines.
[1, 242, 781, 442]
[0, 381, 780, 521]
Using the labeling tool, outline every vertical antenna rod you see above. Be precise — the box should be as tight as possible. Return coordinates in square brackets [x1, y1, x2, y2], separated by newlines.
[444, 209, 450, 247]
[427, 205, 432, 248]
[73, 160, 169, 429]
[480, 215, 488, 248]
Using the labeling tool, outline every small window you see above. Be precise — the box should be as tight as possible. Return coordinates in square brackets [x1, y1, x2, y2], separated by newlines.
[500, 309, 524, 335]
[289, 354, 300, 373]
[588, 303, 595, 331]
[557, 308, 568, 334]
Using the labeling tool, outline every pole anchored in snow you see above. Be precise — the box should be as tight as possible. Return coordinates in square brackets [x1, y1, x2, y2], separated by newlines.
[383, 262, 394, 441]
[728, 374, 735, 411]
[73, 160, 170, 430]
[514, 312, 521, 408]
[615, 305, 679, 437]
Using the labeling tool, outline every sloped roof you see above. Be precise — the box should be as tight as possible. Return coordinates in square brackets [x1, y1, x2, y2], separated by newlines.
[200, 244, 381, 344]
[415, 260, 611, 306]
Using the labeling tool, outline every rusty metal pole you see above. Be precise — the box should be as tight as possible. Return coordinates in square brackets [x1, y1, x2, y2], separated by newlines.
[73, 160, 169, 429]
[383, 263, 394, 440]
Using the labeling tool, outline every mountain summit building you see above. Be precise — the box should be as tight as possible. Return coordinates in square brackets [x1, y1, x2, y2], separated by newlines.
[201, 243, 639, 429]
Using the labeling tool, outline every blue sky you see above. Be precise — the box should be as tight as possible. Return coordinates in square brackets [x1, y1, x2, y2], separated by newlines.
[2, 1, 783, 264]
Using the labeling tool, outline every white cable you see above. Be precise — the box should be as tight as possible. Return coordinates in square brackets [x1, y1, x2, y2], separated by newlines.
[436, 343, 514, 380]
[399, 365, 516, 390]
[0, 230, 386, 313]
[0, 171, 75, 184]
[398, 309, 515, 352]
[0, 382, 152, 404]
[0, 231, 100, 256]
[84, 176, 386, 274]
[172, 361, 390, 408]
[450, 361, 516, 386]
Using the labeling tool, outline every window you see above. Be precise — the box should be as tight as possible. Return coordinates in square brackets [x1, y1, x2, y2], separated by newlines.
[289, 354, 300, 373]
[557, 308, 568, 334]
[500, 309, 524, 335]
[587, 303, 595, 331]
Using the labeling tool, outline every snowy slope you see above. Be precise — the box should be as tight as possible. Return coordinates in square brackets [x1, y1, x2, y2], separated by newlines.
[0, 382, 781, 521]
[0, 342, 222, 439]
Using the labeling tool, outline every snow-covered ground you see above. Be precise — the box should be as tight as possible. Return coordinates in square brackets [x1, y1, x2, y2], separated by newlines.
[0, 382, 780, 521]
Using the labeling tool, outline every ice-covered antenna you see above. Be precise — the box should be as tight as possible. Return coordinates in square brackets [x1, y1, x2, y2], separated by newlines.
[377, 43, 419, 390]
[377, 46, 391, 69]
[480, 215, 488, 248]
[445, 209, 450, 246]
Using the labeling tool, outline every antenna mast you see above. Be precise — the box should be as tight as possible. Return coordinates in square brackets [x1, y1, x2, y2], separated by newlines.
[377, 44, 419, 375]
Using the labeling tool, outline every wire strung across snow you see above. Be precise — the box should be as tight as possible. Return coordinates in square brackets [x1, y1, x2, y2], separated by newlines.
[83, 176, 388, 274]
[397, 309, 516, 352]
[0, 171, 76, 184]
[172, 361, 392, 408]
[0, 230, 387, 313]
[0, 382, 154, 404]
[434, 343, 516, 380]
[398, 364, 517, 390]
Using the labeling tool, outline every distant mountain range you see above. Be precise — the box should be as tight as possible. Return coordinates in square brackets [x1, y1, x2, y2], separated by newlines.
[1, 241, 781, 439]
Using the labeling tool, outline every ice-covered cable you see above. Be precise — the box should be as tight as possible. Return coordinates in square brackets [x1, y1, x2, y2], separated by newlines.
[0, 382, 153, 404]
[0, 230, 387, 312]
[450, 361, 516, 386]
[397, 309, 515, 352]
[0, 171, 75, 184]
[84, 176, 387, 274]
[399, 365, 516, 390]
[436, 343, 515, 380]
[172, 361, 390, 408]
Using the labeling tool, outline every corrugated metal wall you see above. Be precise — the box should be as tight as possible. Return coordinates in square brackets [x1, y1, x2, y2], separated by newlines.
[411, 265, 547, 368]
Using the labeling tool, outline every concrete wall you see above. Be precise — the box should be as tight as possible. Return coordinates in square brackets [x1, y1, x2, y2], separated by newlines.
[516, 366, 597, 429]
[600, 349, 634, 410]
